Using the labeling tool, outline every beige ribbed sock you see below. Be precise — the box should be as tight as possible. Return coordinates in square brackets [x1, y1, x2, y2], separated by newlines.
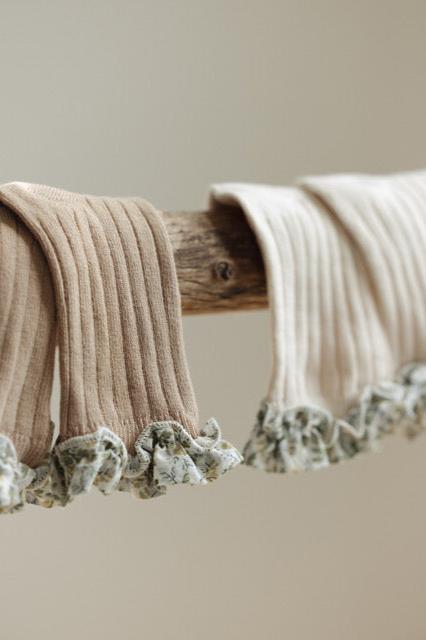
[210, 171, 426, 472]
[0, 182, 241, 511]
[0, 204, 56, 502]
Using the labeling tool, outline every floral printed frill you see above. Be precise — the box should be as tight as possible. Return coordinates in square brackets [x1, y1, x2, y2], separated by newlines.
[0, 419, 242, 513]
[243, 363, 426, 472]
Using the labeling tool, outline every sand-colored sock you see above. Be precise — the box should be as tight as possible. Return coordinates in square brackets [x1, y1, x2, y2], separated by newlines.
[0, 182, 241, 509]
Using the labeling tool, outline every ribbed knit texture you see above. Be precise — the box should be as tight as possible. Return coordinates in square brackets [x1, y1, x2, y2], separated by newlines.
[0, 204, 56, 466]
[0, 182, 241, 512]
[0, 182, 199, 457]
[211, 170, 426, 471]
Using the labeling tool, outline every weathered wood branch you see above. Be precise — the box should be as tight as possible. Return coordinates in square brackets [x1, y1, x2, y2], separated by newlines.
[163, 203, 267, 314]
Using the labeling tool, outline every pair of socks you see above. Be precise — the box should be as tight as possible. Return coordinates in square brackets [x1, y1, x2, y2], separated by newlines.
[1, 170, 425, 513]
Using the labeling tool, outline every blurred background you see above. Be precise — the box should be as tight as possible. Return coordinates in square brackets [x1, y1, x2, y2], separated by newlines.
[1, 1, 426, 638]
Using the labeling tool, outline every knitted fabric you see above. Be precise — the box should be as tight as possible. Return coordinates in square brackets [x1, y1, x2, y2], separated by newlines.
[0, 182, 241, 512]
[210, 171, 426, 472]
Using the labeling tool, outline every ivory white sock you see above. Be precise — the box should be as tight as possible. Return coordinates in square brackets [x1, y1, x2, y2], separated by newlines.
[210, 171, 426, 472]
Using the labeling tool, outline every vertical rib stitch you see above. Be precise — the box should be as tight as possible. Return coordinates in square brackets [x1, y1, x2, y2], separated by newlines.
[0, 182, 241, 510]
[210, 171, 426, 473]
[0, 204, 55, 467]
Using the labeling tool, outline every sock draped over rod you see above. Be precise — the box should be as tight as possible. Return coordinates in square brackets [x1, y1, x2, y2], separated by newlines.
[0, 182, 241, 513]
[210, 171, 426, 472]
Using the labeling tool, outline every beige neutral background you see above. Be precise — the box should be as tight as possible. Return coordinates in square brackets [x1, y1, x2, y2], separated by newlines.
[1, 1, 426, 638]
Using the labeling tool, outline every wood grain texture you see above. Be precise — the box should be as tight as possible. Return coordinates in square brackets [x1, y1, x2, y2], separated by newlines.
[163, 204, 267, 314]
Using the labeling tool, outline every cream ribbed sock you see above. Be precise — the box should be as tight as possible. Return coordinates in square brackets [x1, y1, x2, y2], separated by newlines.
[0, 182, 241, 511]
[210, 171, 426, 472]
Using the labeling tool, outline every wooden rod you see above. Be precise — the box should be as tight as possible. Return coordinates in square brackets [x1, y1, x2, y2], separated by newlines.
[163, 203, 267, 314]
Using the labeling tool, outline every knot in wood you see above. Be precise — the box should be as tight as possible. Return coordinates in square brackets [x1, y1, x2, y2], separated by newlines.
[214, 260, 234, 281]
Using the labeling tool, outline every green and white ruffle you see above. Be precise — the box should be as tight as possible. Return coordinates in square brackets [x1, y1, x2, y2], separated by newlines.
[0, 438, 35, 513]
[0, 420, 242, 513]
[243, 363, 426, 473]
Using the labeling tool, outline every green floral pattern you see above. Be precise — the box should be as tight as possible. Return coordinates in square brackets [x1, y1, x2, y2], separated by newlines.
[243, 363, 426, 472]
[0, 419, 242, 513]
[0, 437, 34, 513]
[53, 428, 128, 504]
[121, 419, 242, 499]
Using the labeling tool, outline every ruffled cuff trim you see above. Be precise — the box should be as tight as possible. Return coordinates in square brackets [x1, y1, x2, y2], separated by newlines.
[0, 437, 36, 513]
[243, 363, 426, 473]
[0, 419, 242, 512]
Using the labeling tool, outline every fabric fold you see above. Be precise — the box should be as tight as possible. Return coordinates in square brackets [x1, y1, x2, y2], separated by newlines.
[210, 171, 426, 473]
[0, 182, 241, 513]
